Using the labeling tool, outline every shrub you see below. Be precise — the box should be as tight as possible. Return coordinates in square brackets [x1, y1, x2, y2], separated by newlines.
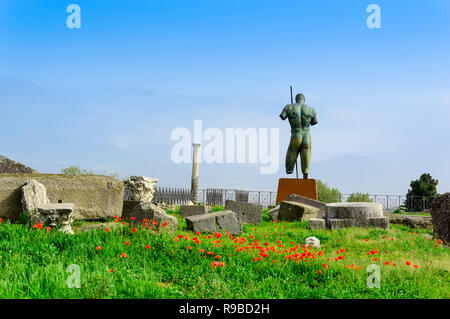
[346, 192, 373, 202]
[393, 207, 406, 214]
[61, 166, 93, 175]
[317, 180, 342, 203]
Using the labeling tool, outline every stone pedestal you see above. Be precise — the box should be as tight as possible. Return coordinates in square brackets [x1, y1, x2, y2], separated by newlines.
[124, 176, 158, 203]
[35, 203, 75, 234]
[276, 178, 317, 204]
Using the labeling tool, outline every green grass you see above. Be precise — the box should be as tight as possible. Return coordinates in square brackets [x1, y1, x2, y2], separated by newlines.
[0, 208, 448, 299]
[391, 212, 431, 216]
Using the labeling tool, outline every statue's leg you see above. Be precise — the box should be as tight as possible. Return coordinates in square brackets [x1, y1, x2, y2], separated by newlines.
[300, 133, 311, 175]
[285, 136, 301, 174]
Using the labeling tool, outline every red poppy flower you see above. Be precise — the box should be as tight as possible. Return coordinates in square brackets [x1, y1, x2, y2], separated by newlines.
[406, 261, 411, 266]
[105, 228, 110, 232]
[121, 252, 128, 258]
[145, 245, 150, 249]
[162, 222, 168, 227]
[125, 241, 130, 246]
[96, 246, 102, 250]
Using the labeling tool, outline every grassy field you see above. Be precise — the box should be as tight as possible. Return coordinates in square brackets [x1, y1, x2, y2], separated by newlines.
[0, 208, 448, 299]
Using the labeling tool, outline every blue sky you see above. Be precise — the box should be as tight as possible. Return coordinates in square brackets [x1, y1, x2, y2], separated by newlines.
[0, 0, 449, 194]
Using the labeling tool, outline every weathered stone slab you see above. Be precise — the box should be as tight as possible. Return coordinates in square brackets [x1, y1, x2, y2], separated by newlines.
[122, 200, 140, 220]
[386, 214, 433, 229]
[368, 217, 389, 230]
[0, 174, 124, 220]
[225, 200, 263, 224]
[326, 202, 383, 227]
[35, 203, 75, 234]
[305, 236, 320, 248]
[328, 218, 355, 230]
[278, 201, 319, 222]
[126, 202, 178, 233]
[124, 176, 158, 202]
[21, 179, 50, 212]
[268, 205, 280, 221]
[309, 218, 326, 229]
[431, 193, 450, 244]
[285, 194, 327, 218]
[186, 210, 242, 235]
[216, 211, 243, 235]
[180, 204, 211, 218]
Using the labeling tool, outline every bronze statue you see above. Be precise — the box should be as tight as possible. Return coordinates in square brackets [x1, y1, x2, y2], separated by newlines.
[280, 92, 317, 179]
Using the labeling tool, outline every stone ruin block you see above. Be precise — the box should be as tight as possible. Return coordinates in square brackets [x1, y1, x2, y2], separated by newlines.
[124, 176, 158, 203]
[180, 204, 211, 218]
[225, 200, 263, 224]
[185, 210, 242, 235]
[21, 179, 50, 212]
[285, 194, 327, 218]
[122, 200, 140, 220]
[309, 218, 326, 230]
[125, 202, 178, 233]
[268, 205, 280, 221]
[430, 193, 450, 245]
[326, 202, 383, 226]
[20, 180, 75, 234]
[328, 218, 355, 230]
[35, 203, 75, 234]
[0, 174, 124, 220]
[305, 236, 320, 248]
[278, 201, 319, 222]
[368, 217, 389, 230]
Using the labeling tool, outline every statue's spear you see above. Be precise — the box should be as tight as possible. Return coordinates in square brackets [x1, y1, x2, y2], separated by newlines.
[290, 86, 299, 179]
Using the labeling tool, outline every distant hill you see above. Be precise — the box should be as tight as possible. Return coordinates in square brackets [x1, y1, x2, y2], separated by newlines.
[0, 155, 37, 174]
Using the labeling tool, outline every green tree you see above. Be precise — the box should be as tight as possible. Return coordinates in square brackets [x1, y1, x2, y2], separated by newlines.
[404, 173, 438, 211]
[346, 192, 373, 202]
[317, 180, 342, 203]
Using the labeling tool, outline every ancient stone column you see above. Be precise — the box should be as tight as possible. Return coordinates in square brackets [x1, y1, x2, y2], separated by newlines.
[191, 143, 201, 204]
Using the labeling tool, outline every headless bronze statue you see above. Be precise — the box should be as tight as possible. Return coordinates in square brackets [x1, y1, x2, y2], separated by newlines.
[280, 92, 318, 179]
